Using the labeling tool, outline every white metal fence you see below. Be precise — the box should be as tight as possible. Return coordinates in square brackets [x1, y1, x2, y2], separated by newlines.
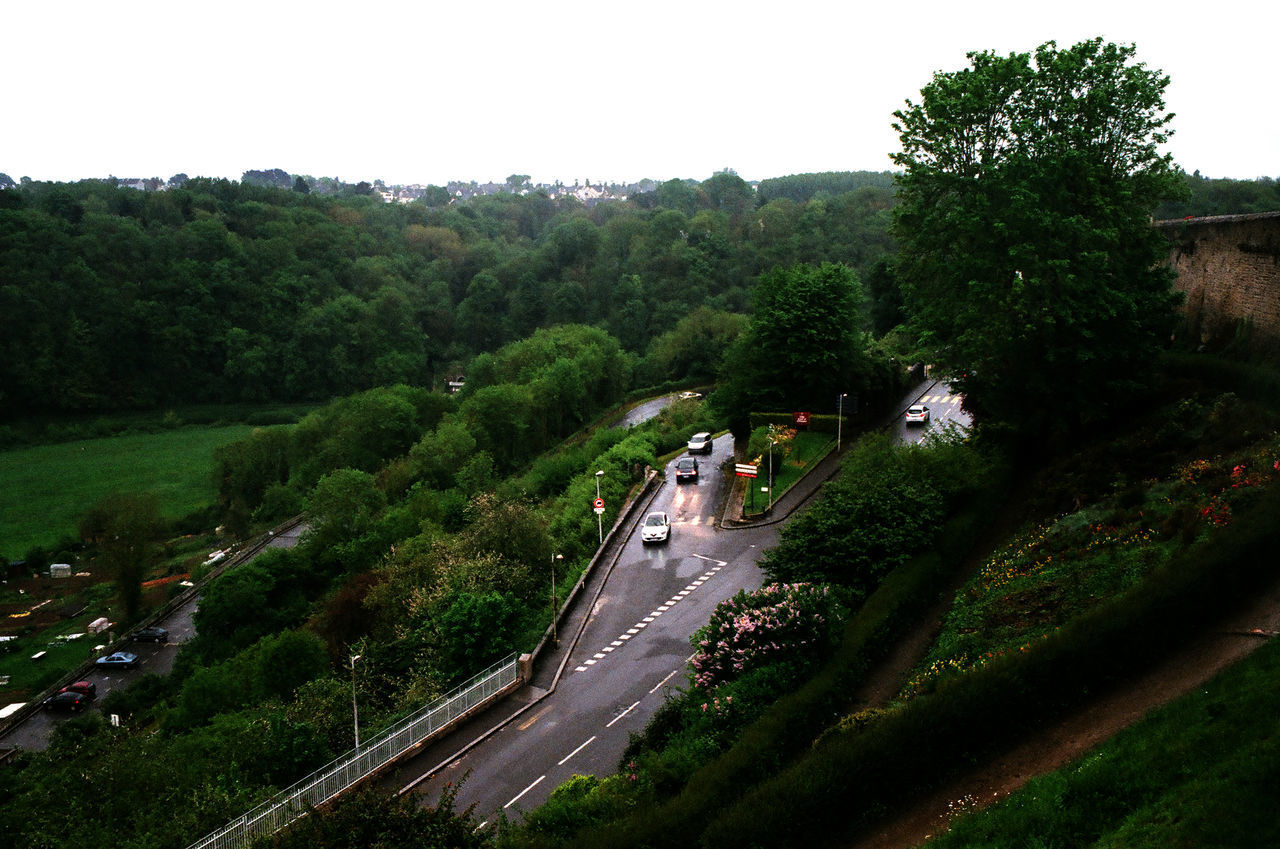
[187, 654, 520, 849]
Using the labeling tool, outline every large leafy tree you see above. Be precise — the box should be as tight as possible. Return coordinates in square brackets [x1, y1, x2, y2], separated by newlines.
[892, 39, 1184, 436]
[714, 262, 870, 433]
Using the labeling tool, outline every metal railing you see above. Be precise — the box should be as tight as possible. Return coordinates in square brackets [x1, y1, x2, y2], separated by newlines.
[187, 654, 520, 849]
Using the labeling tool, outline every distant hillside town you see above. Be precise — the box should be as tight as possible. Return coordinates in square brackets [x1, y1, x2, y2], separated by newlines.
[0, 168, 746, 207]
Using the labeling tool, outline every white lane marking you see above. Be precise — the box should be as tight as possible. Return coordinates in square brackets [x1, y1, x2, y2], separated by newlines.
[558, 735, 597, 765]
[607, 701, 640, 727]
[573, 562, 726, 675]
[505, 775, 545, 808]
[650, 669, 680, 694]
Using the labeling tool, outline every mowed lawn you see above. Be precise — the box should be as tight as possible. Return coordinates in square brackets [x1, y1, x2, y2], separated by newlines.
[0, 425, 256, 558]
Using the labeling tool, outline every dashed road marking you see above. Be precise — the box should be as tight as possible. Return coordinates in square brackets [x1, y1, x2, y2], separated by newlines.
[505, 775, 545, 808]
[574, 565, 723, 673]
[558, 735, 596, 765]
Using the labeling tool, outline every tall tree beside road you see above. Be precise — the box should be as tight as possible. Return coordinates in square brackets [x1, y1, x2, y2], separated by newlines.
[79, 493, 165, 623]
[714, 262, 871, 434]
[892, 39, 1184, 436]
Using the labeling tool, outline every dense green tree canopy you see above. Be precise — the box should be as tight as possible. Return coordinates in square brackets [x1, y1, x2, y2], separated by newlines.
[892, 39, 1185, 436]
[713, 262, 873, 431]
[0, 171, 905, 419]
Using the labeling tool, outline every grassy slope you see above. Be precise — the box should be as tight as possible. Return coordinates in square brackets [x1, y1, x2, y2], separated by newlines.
[0, 424, 255, 557]
[928, 635, 1280, 848]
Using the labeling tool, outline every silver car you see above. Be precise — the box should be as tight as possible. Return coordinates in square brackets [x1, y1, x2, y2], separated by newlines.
[687, 432, 713, 454]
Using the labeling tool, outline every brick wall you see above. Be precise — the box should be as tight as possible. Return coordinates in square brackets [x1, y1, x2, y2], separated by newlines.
[1156, 212, 1280, 355]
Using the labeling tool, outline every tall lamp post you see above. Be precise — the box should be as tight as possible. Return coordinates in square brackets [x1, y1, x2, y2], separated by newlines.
[349, 652, 362, 751]
[837, 392, 848, 452]
[768, 437, 776, 513]
[594, 470, 605, 544]
[550, 553, 563, 642]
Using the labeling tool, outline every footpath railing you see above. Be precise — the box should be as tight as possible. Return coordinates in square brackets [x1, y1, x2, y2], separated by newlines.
[187, 654, 520, 849]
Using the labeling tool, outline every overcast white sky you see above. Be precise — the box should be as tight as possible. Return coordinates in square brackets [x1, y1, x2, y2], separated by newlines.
[4, 1, 1276, 186]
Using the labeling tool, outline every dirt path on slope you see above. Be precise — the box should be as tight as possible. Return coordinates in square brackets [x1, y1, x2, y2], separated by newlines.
[845, 574, 1280, 849]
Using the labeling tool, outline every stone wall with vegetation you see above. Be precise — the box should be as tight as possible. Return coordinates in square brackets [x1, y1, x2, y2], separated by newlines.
[1158, 211, 1280, 354]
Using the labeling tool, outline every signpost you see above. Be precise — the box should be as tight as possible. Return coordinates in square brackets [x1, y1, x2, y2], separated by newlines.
[735, 464, 758, 513]
[793, 410, 810, 428]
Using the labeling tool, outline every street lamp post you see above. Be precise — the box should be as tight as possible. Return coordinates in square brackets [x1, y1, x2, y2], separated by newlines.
[594, 470, 605, 544]
[768, 438, 776, 512]
[550, 553, 563, 642]
[349, 653, 362, 751]
[837, 392, 848, 452]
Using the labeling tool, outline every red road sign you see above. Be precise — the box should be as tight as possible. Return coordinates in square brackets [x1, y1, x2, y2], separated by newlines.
[735, 464, 758, 478]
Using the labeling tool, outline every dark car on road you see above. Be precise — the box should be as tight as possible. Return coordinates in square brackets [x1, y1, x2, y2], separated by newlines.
[131, 626, 169, 643]
[94, 651, 139, 669]
[43, 690, 92, 713]
[675, 457, 699, 482]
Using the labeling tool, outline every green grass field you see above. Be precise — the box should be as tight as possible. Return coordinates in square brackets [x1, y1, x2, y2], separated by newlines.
[0, 425, 256, 559]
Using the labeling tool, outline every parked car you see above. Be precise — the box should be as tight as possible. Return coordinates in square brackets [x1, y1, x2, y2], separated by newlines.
[687, 432, 713, 454]
[678, 391, 703, 400]
[131, 626, 169, 643]
[43, 690, 91, 713]
[905, 404, 931, 425]
[60, 680, 97, 699]
[641, 511, 671, 544]
[94, 651, 139, 669]
[675, 457, 699, 482]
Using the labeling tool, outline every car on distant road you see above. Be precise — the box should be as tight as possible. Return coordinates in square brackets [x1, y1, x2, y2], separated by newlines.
[641, 511, 671, 544]
[678, 391, 703, 400]
[94, 651, 139, 669]
[43, 690, 92, 713]
[131, 626, 169, 643]
[687, 432, 713, 454]
[59, 680, 97, 698]
[675, 457, 699, 483]
[905, 404, 931, 425]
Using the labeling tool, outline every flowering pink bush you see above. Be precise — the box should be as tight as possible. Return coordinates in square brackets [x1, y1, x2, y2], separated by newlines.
[689, 583, 846, 690]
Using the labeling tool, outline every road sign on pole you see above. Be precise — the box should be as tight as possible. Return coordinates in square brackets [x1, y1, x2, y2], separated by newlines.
[734, 464, 758, 478]
[593, 497, 605, 514]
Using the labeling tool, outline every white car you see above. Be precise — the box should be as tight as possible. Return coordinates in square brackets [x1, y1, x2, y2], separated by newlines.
[687, 432, 713, 454]
[641, 511, 671, 544]
[905, 404, 931, 425]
